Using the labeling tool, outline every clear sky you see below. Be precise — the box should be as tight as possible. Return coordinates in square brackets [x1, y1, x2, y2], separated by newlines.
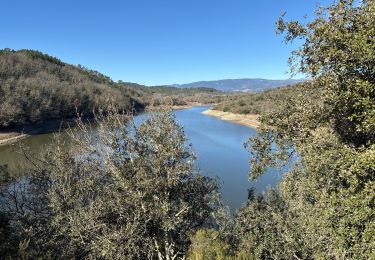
[1, 0, 329, 85]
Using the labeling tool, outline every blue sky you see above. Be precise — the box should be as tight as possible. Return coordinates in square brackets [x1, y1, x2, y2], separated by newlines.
[1, 0, 329, 85]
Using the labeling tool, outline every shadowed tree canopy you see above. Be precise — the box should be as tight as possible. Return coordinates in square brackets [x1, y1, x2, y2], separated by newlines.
[277, 0, 375, 146]
[240, 0, 375, 258]
[189, 1, 375, 259]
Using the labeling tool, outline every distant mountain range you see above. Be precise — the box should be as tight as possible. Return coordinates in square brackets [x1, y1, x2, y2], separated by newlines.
[173, 78, 306, 92]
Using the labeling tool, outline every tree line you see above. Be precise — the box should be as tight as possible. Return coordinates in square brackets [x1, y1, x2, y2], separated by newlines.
[0, 49, 219, 129]
[0, 49, 145, 128]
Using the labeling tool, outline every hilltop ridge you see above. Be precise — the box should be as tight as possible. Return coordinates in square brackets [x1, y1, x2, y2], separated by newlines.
[0, 49, 146, 128]
[173, 78, 306, 92]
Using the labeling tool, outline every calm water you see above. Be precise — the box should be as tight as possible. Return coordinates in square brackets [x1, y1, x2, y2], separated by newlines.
[0, 106, 285, 211]
[173, 106, 284, 211]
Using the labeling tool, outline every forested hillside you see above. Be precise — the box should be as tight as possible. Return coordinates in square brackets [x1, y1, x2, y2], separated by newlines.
[145, 86, 223, 107]
[0, 49, 145, 128]
[213, 82, 319, 115]
[0, 49, 221, 129]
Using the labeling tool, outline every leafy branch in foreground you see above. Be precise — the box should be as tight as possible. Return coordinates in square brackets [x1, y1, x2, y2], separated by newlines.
[0, 109, 222, 259]
[277, 0, 375, 146]
[240, 0, 375, 258]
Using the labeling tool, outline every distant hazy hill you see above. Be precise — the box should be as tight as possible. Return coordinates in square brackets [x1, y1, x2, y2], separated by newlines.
[173, 78, 306, 92]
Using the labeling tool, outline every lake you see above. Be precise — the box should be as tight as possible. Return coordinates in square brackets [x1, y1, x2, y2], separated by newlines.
[0, 105, 285, 212]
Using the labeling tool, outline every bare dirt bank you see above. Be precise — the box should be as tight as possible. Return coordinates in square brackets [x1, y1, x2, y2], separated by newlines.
[0, 105, 199, 146]
[202, 109, 260, 129]
[0, 132, 29, 146]
[0, 120, 77, 146]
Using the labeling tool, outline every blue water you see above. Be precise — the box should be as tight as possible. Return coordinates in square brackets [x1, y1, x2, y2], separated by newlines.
[0, 106, 285, 212]
[173, 106, 284, 211]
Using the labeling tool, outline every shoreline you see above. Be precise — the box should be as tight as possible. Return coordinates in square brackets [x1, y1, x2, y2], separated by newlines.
[0, 132, 29, 146]
[0, 119, 78, 146]
[202, 109, 260, 129]
[1, 105, 246, 146]
[0, 104, 213, 146]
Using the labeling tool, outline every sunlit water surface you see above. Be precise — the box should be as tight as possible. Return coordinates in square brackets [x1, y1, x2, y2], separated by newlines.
[0, 106, 286, 212]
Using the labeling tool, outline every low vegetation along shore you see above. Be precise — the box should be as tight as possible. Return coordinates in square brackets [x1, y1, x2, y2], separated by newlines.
[0, 119, 80, 146]
[0, 103, 211, 146]
[0, 49, 222, 146]
[202, 109, 260, 128]
[0, 103, 212, 146]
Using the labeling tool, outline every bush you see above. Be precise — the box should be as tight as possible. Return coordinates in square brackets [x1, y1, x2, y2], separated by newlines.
[0, 110, 221, 259]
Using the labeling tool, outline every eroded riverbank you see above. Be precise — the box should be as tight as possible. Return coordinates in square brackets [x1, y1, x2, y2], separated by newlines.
[0, 104, 212, 146]
[0, 119, 78, 146]
[202, 109, 260, 128]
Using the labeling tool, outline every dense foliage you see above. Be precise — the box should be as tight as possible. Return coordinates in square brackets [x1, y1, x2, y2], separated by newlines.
[189, 1, 374, 259]
[0, 111, 221, 259]
[213, 83, 319, 115]
[277, 0, 375, 146]
[144, 86, 222, 108]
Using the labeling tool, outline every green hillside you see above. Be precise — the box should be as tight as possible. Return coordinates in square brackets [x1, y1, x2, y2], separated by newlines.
[0, 49, 221, 128]
[214, 83, 311, 115]
[0, 49, 144, 128]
